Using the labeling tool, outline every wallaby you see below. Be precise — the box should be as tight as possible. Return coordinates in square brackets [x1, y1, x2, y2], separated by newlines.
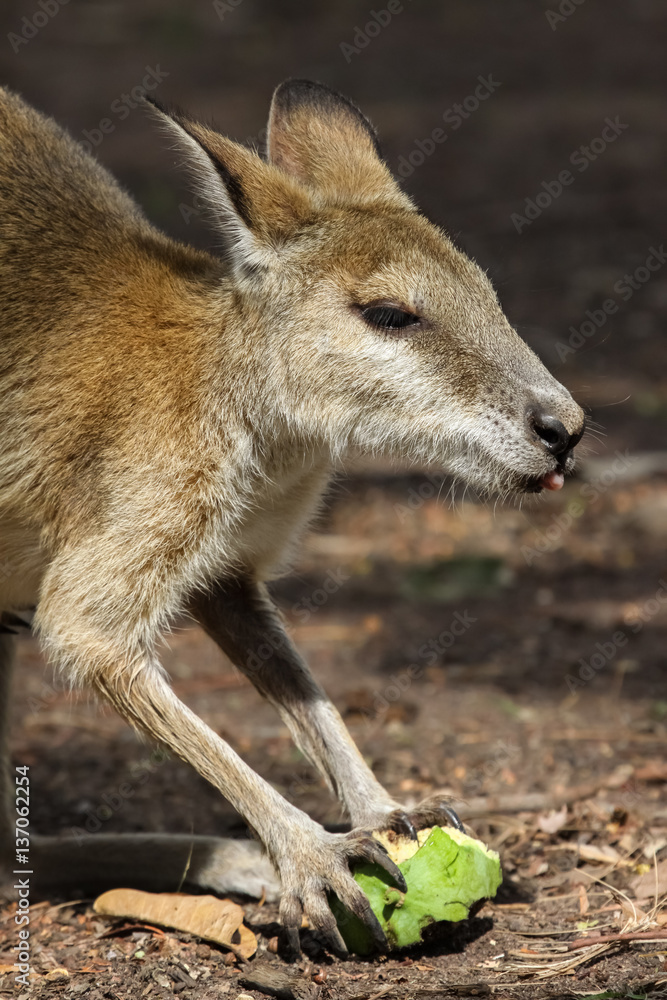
[0, 79, 584, 957]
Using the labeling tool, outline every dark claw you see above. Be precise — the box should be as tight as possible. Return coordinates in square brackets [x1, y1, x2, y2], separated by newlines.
[439, 804, 465, 832]
[346, 893, 388, 953]
[370, 844, 407, 894]
[365, 909, 388, 953]
[409, 797, 466, 833]
[391, 810, 419, 842]
[279, 924, 301, 963]
[320, 922, 349, 959]
[353, 837, 407, 894]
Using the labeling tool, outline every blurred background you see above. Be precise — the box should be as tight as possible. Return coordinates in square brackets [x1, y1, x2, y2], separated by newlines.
[1, 0, 667, 990]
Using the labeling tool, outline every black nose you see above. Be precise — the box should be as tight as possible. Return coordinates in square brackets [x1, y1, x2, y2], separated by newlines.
[529, 410, 583, 457]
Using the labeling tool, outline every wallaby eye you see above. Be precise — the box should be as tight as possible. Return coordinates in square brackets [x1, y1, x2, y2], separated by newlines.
[359, 301, 420, 334]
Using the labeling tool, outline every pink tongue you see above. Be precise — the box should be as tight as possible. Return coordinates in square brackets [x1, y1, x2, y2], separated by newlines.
[540, 471, 564, 491]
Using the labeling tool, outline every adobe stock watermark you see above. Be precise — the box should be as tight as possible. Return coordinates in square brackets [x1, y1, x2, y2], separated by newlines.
[27, 676, 65, 715]
[555, 245, 667, 362]
[521, 450, 634, 564]
[179, 126, 266, 224]
[396, 75, 502, 179]
[624, 580, 667, 635]
[565, 580, 667, 697]
[566, 579, 667, 695]
[240, 568, 351, 675]
[79, 65, 169, 155]
[213, 0, 244, 21]
[13, 766, 32, 989]
[70, 747, 169, 844]
[179, 192, 208, 226]
[364, 610, 477, 727]
[393, 472, 447, 523]
[292, 568, 350, 624]
[511, 116, 629, 233]
[465, 739, 521, 797]
[340, 0, 412, 63]
[565, 631, 628, 694]
[8, 0, 69, 54]
[545, 0, 586, 31]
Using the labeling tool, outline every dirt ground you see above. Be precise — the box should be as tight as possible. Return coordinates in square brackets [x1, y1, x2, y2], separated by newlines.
[1, 0, 667, 998]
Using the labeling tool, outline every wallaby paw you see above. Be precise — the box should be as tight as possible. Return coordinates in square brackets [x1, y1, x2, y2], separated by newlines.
[352, 791, 464, 841]
[275, 826, 406, 959]
[383, 793, 465, 838]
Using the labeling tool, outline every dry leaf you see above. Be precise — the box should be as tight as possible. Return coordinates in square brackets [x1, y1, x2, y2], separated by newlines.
[93, 889, 256, 958]
[560, 843, 623, 865]
[634, 763, 667, 782]
[537, 805, 568, 834]
[643, 837, 667, 859]
[630, 859, 667, 902]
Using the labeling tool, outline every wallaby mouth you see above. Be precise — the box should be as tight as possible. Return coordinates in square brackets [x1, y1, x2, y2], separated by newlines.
[539, 470, 565, 491]
[521, 469, 565, 494]
[521, 409, 586, 493]
[520, 469, 567, 494]
[522, 443, 581, 494]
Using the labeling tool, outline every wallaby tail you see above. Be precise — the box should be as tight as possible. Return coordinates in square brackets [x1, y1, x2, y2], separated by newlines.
[29, 831, 280, 900]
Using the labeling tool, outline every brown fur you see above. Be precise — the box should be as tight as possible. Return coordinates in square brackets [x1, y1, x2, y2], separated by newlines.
[0, 79, 584, 954]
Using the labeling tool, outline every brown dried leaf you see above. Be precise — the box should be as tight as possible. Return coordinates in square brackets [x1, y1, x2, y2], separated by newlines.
[576, 844, 627, 865]
[44, 969, 70, 980]
[630, 859, 667, 902]
[537, 805, 568, 834]
[93, 889, 256, 958]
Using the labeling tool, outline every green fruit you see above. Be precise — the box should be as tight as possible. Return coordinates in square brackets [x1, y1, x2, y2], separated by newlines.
[332, 826, 502, 955]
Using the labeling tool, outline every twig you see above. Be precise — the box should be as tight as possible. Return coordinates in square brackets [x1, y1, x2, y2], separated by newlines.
[568, 929, 667, 950]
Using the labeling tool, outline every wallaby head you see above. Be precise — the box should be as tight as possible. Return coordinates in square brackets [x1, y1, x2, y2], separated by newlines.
[151, 80, 584, 498]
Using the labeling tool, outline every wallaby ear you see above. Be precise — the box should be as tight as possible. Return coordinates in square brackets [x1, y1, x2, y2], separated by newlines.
[145, 97, 311, 272]
[267, 79, 412, 208]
